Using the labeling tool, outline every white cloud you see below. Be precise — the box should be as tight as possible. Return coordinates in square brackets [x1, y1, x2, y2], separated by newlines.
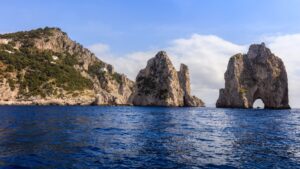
[90, 46, 156, 80]
[166, 35, 247, 105]
[89, 43, 111, 56]
[89, 34, 300, 108]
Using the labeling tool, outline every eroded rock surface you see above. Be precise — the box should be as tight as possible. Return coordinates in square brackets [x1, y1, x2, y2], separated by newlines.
[216, 43, 290, 109]
[132, 51, 204, 107]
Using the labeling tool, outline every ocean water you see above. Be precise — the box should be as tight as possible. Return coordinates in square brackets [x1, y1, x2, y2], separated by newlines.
[0, 106, 299, 169]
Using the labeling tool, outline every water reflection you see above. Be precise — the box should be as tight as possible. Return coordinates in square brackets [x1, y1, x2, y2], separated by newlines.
[133, 107, 181, 168]
[224, 109, 300, 168]
[0, 106, 299, 168]
[129, 107, 237, 168]
[0, 106, 101, 168]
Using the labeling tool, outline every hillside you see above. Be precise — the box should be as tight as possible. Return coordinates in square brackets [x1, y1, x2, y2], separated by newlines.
[0, 27, 134, 105]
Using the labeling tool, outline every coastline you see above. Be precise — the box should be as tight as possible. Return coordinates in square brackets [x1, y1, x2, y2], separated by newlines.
[0, 100, 206, 107]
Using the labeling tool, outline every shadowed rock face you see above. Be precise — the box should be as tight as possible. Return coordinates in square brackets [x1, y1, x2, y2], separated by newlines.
[216, 43, 290, 109]
[132, 51, 204, 107]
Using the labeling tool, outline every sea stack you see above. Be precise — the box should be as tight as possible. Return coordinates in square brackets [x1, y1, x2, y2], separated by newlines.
[216, 43, 290, 109]
[132, 51, 204, 107]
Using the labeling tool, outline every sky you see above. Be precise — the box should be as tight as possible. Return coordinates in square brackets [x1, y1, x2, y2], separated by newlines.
[0, 0, 300, 107]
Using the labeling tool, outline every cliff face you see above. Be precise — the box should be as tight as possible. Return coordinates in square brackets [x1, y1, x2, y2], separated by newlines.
[132, 51, 204, 107]
[216, 43, 290, 109]
[0, 27, 134, 105]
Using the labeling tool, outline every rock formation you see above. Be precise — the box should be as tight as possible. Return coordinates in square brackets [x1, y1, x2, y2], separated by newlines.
[132, 51, 204, 107]
[0, 27, 134, 105]
[216, 43, 290, 109]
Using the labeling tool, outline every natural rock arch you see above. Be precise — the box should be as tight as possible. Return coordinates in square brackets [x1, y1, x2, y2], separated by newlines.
[252, 89, 265, 108]
[216, 43, 290, 109]
[252, 98, 265, 109]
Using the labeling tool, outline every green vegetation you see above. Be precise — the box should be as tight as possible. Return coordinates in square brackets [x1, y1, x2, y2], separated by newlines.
[239, 87, 248, 95]
[6, 65, 14, 72]
[0, 43, 15, 51]
[136, 76, 168, 98]
[157, 89, 169, 99]
[0, 27, 65, 48]
[0, 27, 60, 41]
[137, 76, 156, 95]
[7, 79, 16, 90]
[0, 42, 93, 98]
[0, 27, 129, 98]
[88, 62, 124, 84]
[112, 73, 123, 84]
[88, 62, 106, 77]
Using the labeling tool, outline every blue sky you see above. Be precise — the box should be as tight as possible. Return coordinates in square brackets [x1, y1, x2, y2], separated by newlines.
[1, 0, 300, 107]
[1, 0, 300, 54]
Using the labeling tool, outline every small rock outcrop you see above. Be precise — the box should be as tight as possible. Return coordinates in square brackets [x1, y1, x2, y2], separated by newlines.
[178, 64, 204, 106]
[132, 51, 204, 107]
[216, 43, 290, 109]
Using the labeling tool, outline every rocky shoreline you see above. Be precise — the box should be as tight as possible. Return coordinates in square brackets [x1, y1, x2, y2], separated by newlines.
[0, 28, 291, 108]
[0, 28, 205, 107]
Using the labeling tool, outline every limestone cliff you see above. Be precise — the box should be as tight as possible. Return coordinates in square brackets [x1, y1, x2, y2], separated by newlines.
[132, 51, 204, 107]
[216, 43, 290, 109]
[0, 27, 134, 105]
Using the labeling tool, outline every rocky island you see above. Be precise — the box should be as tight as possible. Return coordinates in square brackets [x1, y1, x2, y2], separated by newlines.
[0, 27, 204, 106]
[216, 43, 290, 109]
[131, 51, 204, 107]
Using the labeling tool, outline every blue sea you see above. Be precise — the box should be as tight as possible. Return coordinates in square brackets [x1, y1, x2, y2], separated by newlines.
[0, 106, 299, 169]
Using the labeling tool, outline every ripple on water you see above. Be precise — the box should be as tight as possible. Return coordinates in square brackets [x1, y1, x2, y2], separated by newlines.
[0, 106, 299, 168]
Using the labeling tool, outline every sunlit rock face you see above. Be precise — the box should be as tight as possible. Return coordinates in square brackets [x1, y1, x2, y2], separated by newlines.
[132, 51, 204, 107]
[216, 43, 290, 109]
